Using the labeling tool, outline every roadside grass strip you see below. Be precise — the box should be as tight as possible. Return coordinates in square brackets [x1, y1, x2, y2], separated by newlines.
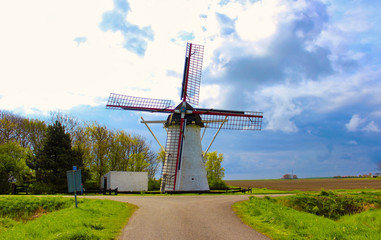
[233, 194, 381, 240]
[0, 196, 136, 240]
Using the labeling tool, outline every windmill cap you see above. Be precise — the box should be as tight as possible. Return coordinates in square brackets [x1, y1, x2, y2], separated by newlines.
[165, 102, 204, 128]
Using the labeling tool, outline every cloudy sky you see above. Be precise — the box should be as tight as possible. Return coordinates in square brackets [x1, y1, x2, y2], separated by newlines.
[1, 0, 380, 179]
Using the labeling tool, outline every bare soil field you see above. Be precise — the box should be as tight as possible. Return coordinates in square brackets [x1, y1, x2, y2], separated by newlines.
[225, 178, 381, 191]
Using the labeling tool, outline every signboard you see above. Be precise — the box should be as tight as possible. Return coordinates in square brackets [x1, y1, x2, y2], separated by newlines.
[67, 167, 82, 208]
[67, 169, 82, 193]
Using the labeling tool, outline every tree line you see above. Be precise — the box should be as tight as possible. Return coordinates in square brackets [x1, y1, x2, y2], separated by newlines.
[0, 109, 227, 194]
[0, 110, 160, 193]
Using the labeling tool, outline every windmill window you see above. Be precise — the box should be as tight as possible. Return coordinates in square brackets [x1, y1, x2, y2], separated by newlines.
[192, 178, 194, 180]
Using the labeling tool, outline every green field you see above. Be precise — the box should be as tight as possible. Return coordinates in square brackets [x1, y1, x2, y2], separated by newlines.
[233, 191, 381, 240]
[0, 196, 136, 240]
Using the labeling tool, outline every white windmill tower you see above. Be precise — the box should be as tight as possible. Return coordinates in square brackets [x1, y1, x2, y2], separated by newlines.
[106, 43, 263, 192]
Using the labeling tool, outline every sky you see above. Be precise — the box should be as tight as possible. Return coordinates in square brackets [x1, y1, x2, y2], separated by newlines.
[1, 0, 381, 179]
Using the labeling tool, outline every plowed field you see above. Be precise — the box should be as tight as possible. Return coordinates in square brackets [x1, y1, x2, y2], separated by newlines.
[225, 178, 381, 191]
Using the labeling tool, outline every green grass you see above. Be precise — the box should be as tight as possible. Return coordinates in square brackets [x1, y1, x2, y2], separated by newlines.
[233, 195, 381, 240]
[250, 188, 298, 194]
[0, 196, 136, 240]
[0, 196, 72, 221]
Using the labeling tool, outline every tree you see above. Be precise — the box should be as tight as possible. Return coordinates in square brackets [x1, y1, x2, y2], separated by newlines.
[49, 111, 80, 142]
[27, 121, 84, 193]
[108, 130, 133, 171]
[129, 135, 156, 177]
[71, 124, 92, 185]
[86, 122, 111, 186]
[204, 151, 228, 190]
[0, 110, 23, 144]
[0, 110, 47, 153]
[151, 149, 165, 178]
[0, 142, 30, 193]
[147, 149, 165, 191]
[22, 118, 47, 152]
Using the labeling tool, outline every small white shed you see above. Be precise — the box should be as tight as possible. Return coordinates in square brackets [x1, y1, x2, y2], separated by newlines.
[101, 171, 148, 192]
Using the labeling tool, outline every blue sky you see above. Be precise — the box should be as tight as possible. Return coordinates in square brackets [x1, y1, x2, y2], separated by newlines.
[1, 0, 380, 179]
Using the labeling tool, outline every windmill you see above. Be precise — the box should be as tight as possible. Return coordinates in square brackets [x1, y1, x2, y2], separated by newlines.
[106, 43, 263, 192]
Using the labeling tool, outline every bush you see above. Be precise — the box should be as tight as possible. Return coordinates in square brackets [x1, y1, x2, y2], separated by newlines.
[83, 180, 99, 190]
[208, 179, 229, 190]
[148, 178, 161, 191]
[283, 191, 365, 220]
[28, 182, 54, 194]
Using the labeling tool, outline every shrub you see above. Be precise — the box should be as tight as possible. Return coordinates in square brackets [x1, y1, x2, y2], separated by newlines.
[208, 179, 229, 190]
[28, 182, 53, 194]
[283, 191, 365, 220]
[148, 178, 161, 191]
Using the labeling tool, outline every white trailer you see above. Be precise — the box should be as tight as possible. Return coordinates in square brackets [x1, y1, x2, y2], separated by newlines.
[101, 171, 148, 192]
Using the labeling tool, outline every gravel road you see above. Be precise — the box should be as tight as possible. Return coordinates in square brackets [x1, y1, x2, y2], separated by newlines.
[85, 195, 269, 240]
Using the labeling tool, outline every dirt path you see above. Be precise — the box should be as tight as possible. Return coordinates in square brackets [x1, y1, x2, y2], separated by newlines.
[85, 195, 269, 240]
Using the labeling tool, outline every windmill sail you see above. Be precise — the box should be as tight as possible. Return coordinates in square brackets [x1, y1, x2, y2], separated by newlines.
[161, 125, 182, 191]
[193, 108, 263, 130]
[181, 43, 204, 105]
[106, 93, 174, 113]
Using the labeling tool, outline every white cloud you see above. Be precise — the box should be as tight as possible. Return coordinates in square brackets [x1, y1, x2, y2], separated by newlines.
[235, 0, 285, 42]
[0, 0, 201, 114]
[362, 121, 381, 133]
[345, 115, 380, 133]
[0, 0, 122, 113]
[248, 62, 381, 133]
[345, 114, 366, 132]
[255, 85, 301, 133]
[347, 140, 358, 145]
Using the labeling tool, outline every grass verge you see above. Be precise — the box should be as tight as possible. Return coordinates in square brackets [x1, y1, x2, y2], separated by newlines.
[233, 195, 381, 239]
[0, 196, 72, 221]
[0, 196, 137, 240]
